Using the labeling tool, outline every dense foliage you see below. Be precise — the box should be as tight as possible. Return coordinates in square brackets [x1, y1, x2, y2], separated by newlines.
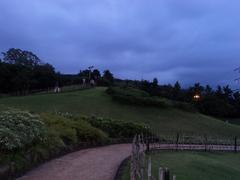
[55, 111, 149, 139]
[0, 48, 56, 95]
[0, 110, 149, 178]
[106, 87, 197, 113]
[41, 113, 108, 145]
[0, 111, 46, 151]
[0, 48, 116, 95]
[84, 116, 149, 138]
[106, 87, 167, 108]
[114, 79, 240, 118]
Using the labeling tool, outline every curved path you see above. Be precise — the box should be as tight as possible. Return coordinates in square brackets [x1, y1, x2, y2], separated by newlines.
[17, 143, 239, 180]
[18, 144, 131, 180]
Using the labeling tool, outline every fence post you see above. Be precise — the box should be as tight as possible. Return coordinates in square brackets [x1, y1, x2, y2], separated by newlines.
[148, 157, 152, 180]
[173, 175, 176, 180]
[147, 137, 150, 152]
[204, 135, 208, 152]
[176, 133, 179, 151]
[234, 136, 238, 153]
[164, 168, 170, 180]
[159, 167, 164, 180]
[141, 169, 144, 180]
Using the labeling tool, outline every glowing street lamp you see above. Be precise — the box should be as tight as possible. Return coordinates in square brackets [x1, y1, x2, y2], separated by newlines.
[193, 94, 201, 101]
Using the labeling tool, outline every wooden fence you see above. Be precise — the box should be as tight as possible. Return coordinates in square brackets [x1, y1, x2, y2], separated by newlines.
[146, 133, 240, 152]
[130, 133, 240, 180]
[131, 135, 176, 180]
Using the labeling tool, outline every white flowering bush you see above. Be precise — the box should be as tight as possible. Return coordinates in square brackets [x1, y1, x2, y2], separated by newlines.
[0, 111, 46, 151]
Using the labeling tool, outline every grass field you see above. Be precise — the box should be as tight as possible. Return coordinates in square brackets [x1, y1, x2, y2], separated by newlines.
[1, 87, 240, 137]
[121, 151, 240, 180]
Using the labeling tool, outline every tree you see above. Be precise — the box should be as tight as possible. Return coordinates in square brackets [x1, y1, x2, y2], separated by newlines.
[0, 48, 56, 94]
[193, 83, 204, 94]
[152, 78, 158, 88]
[2, 48, 41, 67]
[79, 69, 90, 78]
[103, 70, 114, 85]
[205, 85, 213, 96]
[215, 85, 223, 98]
[223, 85, 233, 100]
[33, 63, 56, 89]
[92, 69, 101, 80]
[174, 81, 181, 91]
[173, 81, 181, 100]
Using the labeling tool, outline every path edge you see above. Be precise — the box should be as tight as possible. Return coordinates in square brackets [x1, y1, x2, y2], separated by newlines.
[114, 156, 130, 180]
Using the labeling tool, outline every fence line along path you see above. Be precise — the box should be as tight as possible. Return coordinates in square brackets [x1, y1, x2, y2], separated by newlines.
[18, 144, 132, 180]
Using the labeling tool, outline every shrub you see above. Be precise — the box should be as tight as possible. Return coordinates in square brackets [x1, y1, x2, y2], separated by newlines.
[197, 97, 237, 117]
[106, 86, 150, 97]
[41, 113, 108, 145]
[107, 87, 167, 108]
[0, 111, 46, 151]
[84, 116, 149, 138]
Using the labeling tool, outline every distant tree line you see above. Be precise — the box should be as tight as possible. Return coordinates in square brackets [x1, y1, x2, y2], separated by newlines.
[0, 48, 56, 95]
[1, 48, 239, 118]
[117, 78, 240, 118]
[0, 48, 115, 95]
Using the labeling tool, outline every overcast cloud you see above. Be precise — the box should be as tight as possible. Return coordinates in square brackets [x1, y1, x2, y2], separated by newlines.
[0, 0, 240, 88]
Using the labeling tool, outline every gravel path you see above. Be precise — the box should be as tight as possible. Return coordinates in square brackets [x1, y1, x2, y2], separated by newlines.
[18, 144, 131, 180]
[17, 143, 238, 180]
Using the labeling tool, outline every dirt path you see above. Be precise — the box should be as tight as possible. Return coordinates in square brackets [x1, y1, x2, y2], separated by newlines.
[18, 144, 131, 180]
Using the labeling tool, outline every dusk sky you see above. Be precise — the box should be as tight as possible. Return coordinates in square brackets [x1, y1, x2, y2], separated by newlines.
[0, 0, 240, 88]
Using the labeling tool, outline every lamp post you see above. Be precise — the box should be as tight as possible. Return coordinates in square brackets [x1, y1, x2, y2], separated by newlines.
[234, 67, 240, 92]
[88, 66, 94, 81]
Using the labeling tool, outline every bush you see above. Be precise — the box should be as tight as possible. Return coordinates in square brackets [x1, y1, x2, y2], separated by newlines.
[106, 86, 150, 97]
[197, 97, 237, 117]
[107, 87, 167, 108]
[0, 111, 46, 151]
[41, 113, 108, 145]
[84, 116, 149, 138]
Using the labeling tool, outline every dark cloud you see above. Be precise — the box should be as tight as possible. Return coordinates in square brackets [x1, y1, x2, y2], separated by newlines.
[0, 0, 240, 88]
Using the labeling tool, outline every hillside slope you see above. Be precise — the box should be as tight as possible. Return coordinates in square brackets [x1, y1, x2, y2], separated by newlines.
[1, 87, 240, 137]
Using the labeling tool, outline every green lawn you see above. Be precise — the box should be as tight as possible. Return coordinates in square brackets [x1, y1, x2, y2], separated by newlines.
[121, 151, 240, 180]
[1, 87, 240, 137]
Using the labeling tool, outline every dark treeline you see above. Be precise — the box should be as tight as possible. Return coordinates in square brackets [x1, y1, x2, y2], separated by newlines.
[0, 48, 56, 95]
[116, 78, 240, 118]
[0, 48, 114, 95]
[1, 48, 239, 118]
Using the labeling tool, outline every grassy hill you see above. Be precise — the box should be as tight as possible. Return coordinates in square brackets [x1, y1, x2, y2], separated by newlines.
[121, 152, 240, 180]
[1, 87, 240, 137]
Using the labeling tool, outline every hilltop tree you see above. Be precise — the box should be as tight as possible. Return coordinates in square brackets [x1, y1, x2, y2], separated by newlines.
[173, 81, 181, 100]
[223, 85, 233, 100]
[0, 48, 56, 94]
[174, 81, 181, 91]
[92, 69, 101, 80]
[152, 78, 158, 88]
[79, 70, 90, 79]
[205, 85, 213, 96]
[2, 48, 41, 67]
[215, 85, 223, 98]
[103, 70, 114, 85]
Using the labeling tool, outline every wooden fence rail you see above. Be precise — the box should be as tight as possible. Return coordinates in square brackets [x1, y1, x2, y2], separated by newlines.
[130, 133, 240, 180]
[131, 135, 176, 180]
